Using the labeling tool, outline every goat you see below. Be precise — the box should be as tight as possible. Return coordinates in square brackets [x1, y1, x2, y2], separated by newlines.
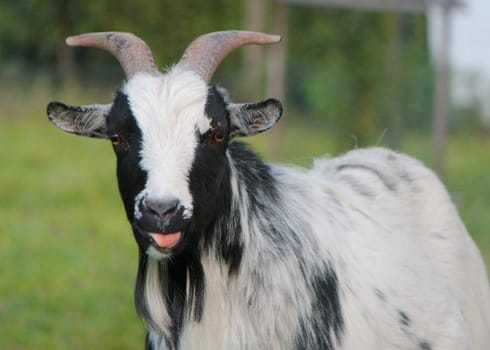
[47, 31, 490, 350]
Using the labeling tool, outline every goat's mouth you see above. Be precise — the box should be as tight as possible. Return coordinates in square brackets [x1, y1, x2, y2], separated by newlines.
[147, 231, 182, 249]
[133, 223, 186, 253]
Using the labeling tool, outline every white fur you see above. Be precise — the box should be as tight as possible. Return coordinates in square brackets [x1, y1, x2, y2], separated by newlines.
[145, 257, 172, 339]
[123, 68, 211, 221]
[146, 147, 489, 350]
[315, 147, 490, 349]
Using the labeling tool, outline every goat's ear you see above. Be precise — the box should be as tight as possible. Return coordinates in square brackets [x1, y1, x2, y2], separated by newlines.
[229, 98, 282, 138]
[47, 102, 111, 139]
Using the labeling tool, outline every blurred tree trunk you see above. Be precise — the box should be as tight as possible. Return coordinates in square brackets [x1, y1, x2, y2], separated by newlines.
[433, 3, 452, 178]
[265, 2, 288, 160]
[55, 0, 76, 83]
[385, 13, 403, 148]
[244, 0, 266, 100]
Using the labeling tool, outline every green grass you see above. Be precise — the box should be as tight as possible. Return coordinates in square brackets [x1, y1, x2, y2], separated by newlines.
[0, 118, 144, 349]
[0, 116, 489, 349]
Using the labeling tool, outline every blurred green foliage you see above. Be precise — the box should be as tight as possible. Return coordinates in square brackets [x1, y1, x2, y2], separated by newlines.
[0, 0, 241, 64]
[0, 0, 440, 149]
[287, 7, 433, 148]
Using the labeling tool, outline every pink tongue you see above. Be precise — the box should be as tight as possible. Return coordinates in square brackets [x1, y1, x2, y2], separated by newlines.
[149, 231, 182, 248]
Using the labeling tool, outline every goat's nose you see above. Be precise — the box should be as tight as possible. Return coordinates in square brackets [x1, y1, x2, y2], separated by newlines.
[135, 196, 188, 234]
[145, 198, 180, 218]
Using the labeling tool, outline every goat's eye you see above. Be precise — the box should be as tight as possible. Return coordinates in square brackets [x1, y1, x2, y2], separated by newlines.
[212, 131, 225, 143]
[110, 134, 122, 146]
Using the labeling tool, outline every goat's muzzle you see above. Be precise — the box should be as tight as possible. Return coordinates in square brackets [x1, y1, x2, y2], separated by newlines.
[134, 197, 190, 250]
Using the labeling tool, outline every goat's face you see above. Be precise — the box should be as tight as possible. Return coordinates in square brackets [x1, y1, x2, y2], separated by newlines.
[48, 64, 281, 258]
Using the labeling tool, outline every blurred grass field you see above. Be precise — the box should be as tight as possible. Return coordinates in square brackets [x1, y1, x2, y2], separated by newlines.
[0, 114, 489, 349]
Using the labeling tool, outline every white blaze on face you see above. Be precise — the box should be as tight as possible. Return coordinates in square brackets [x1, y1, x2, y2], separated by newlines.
[123, 67, 211, 220]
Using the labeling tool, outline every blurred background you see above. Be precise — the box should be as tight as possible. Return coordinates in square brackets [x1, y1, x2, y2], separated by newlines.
[0, 0, 488, 348]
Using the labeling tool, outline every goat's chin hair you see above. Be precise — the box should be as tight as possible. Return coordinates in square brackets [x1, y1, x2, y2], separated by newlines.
[137, 249, 206, 344]
[146, 246, 171, 260]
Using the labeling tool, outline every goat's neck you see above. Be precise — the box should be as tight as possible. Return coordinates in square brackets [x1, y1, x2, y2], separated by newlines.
[136, 142, 278, 347]
[204, 142, 278, 272]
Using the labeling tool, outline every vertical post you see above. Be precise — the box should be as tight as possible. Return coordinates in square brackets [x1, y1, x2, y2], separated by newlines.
[266, 2, 288, 160]
[56, 0, 77, 84]
[244, 0, 267, 100]
[433, 1, 452, 178]
[385, 13, 403, 149]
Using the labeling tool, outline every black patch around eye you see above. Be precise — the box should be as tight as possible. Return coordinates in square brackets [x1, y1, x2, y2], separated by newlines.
[105, 90, 147, 222]
[107, 93, 138, 154]
[199, 129, 228, 150]
[107, 91, 139, 138]
[204, 86, 230, 132]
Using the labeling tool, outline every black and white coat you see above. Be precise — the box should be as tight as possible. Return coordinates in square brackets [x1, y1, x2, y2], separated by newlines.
[48, 63, 490, 349]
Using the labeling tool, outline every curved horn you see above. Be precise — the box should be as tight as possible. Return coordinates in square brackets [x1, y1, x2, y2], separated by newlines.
[66, 32, 157, 78]
[179, 30, 281, 81]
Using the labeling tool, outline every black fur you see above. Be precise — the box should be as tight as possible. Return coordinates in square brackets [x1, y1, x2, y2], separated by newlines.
[418, 340, 432, 350]
[398, 310, 411, 327]
[295, 265, 344, 350]
[107, 91, 147, 223]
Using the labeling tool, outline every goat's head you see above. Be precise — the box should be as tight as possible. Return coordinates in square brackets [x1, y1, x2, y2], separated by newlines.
[47, 31, 282, 259]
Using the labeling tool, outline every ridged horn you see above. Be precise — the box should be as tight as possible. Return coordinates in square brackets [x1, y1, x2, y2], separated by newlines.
[66, 32, 157, 78]
[179, 30, 281, 81]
